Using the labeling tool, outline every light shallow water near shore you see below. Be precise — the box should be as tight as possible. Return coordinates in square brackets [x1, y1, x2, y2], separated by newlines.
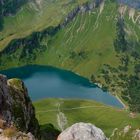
[0, 65, 124, 108]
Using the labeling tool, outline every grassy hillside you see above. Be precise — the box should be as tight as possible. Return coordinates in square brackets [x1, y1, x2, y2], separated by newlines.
[37, 0, 119, 75]
[34, 98, 140, 139]
[0, 0, 89, 51]
[0, 0, 119, 74]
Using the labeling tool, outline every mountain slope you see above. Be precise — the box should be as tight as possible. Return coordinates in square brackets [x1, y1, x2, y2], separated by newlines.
[0, 0, 140, 112]
[0, 0, 89, 51]
[0, 0, 28, 31]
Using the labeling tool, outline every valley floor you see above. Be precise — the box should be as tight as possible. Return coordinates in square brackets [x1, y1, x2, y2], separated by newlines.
[34, 98, 140, 137]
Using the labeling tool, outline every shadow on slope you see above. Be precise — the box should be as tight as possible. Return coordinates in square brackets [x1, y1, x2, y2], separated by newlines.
[40, 123, 60, 140]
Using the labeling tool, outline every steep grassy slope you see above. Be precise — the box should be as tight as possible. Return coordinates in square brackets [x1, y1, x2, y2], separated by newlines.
[0, 0, 89, 51]
[0, 0, 28, 31]
[0, 0, 119, 73]
[34, 98, 140, 139]
[36, 1, 119, 76]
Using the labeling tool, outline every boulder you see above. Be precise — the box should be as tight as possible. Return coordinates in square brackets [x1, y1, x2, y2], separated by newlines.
[57, 122, 108, 140]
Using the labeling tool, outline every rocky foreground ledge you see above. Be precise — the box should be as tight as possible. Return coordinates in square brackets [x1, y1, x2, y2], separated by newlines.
[0, 74, 40, 139]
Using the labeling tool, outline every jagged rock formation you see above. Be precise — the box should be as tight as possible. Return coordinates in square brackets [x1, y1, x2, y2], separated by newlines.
[57, 122, 108, 140]
[61, 0, 100, 27]
[0, 74, 40, 138]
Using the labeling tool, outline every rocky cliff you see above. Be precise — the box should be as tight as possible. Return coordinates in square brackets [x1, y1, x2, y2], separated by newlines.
[0, 74, 40, 139]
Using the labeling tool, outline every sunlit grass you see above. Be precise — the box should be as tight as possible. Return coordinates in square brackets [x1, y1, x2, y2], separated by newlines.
[34, 98, 140, 137]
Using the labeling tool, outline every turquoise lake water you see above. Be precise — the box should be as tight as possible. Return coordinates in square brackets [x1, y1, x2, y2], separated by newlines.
[0, 65, 123, 108]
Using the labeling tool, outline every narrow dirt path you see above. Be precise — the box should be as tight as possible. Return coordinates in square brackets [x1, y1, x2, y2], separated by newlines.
[36, 105, 116, 113]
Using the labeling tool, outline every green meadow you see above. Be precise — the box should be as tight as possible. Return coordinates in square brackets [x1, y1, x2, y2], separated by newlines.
[34, 98, 140, 137]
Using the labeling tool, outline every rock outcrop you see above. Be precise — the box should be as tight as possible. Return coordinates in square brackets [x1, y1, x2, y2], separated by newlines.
[134, 129, 140, 140]
[0, 74, 40, 138]
[0, 129, 36, 140]
[61, 0, 102, 27]
[57, 122, 108, 140]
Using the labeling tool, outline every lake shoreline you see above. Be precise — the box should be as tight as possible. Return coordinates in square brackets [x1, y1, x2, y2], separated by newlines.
[115, 95, 128, 110]
[0, 64, 125, 109]
[94, 82, 126, 109]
